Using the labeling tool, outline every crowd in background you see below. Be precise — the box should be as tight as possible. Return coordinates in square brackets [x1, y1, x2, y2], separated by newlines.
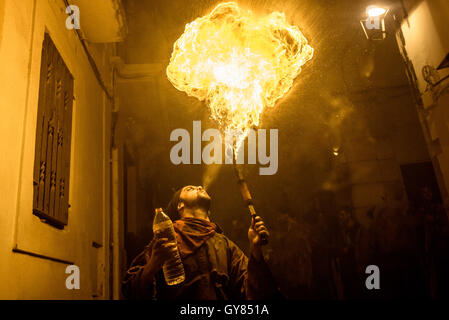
[267, 187, 449, 299]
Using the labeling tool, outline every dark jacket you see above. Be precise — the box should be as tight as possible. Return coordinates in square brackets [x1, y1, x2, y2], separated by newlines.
[122, 224, 281, 300]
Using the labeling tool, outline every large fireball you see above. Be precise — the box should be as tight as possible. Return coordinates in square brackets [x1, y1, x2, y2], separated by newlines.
[167, 2, 313, 147]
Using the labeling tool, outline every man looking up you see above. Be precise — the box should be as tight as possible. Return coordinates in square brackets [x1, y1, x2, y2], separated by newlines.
[122, 185, 281, 300]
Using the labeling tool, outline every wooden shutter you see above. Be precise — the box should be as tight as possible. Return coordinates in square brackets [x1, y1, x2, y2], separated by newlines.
[33, 33, 74, 228]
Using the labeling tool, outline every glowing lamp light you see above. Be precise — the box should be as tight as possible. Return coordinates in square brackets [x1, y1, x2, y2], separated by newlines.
[367, 6, 387, 17]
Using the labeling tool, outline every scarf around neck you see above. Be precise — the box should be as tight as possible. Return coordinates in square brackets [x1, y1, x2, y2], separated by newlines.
[173, 217, 222, 259]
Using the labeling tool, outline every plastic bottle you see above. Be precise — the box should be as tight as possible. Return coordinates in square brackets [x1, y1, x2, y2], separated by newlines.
[152, 208, 185, 286]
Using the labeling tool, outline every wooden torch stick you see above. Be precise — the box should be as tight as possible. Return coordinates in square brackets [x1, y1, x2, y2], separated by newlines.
[232, 139, 268, 245]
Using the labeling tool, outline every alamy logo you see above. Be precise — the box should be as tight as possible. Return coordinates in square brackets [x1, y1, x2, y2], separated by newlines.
[170, 121, 278, 175]
[66, 5, 80, 30]
[365, 265, 380, 290]
[65, 265, 80, 290]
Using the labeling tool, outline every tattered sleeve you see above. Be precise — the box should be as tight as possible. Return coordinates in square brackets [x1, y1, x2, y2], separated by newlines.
[227, 238, 281, 300]
[122, 240, 157, 300]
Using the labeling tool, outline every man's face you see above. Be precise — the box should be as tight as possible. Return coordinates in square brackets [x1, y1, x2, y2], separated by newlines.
[179, 185, 211, 209]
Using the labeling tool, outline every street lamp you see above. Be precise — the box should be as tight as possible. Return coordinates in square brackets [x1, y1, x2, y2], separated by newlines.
[361, 5, 389, 40]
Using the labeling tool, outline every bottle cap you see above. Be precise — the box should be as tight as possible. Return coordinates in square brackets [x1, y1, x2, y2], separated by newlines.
[155, 208, 163, 214]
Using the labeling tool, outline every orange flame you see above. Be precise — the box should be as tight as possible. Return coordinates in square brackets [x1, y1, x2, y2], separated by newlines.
[167, 2, 313, 150]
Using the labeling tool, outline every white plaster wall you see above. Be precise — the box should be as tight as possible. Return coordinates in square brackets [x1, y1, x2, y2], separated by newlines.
[0, 0, 113, 299]
[400, 0, 449, 208]
[401, 0, 449, 92]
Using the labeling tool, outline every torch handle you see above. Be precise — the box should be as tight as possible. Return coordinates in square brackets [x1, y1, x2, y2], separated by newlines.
[238, 178, 269, 246]
[248, 205, 269, 246]
[233, 141, 268, 246]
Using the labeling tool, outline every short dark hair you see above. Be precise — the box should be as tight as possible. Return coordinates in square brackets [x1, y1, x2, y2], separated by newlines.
[165, 188, 183, 221]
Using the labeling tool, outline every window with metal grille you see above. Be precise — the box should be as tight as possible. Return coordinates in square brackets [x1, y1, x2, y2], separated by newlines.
[33, 33, 74, 228]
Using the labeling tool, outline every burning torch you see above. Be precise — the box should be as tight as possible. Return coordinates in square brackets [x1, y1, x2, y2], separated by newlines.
[233, 140, 269, 246]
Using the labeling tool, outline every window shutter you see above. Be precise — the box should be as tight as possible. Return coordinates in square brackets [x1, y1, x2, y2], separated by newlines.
[33, 33, 74, 228]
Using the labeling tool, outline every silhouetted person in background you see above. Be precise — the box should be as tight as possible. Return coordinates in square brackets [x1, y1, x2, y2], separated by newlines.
[417, 187, 449, 298]
[122, 185, 282, 300]
[335, 207, 360, 299]
[308, 200, 334, 299]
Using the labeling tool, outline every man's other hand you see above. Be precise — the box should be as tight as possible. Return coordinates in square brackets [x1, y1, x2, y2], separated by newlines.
[248, 215, 270, 259]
